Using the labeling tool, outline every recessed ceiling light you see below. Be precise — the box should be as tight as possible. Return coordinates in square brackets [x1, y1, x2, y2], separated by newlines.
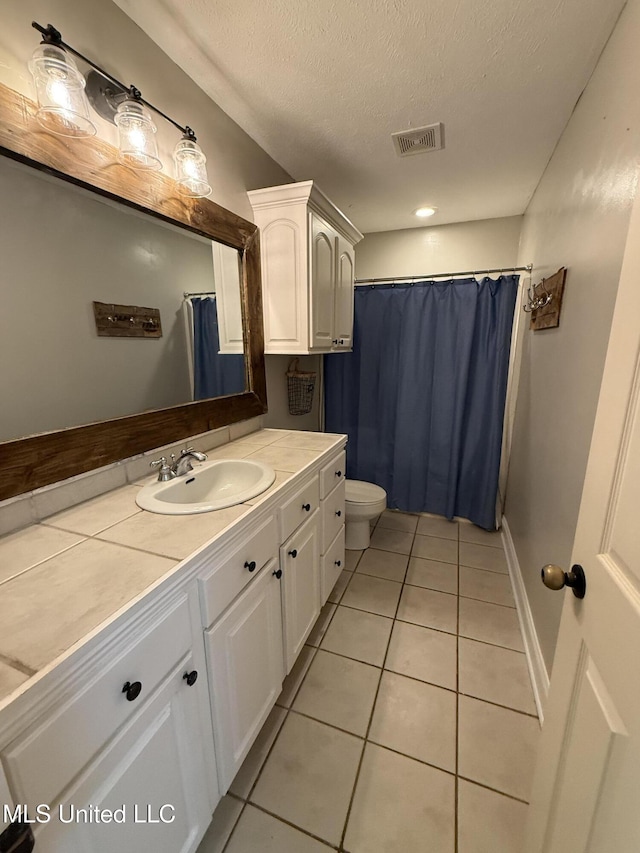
[414, 206, 437, 218]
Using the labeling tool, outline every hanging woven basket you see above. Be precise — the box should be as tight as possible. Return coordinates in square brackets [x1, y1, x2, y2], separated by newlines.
[286, 358, 317, 416]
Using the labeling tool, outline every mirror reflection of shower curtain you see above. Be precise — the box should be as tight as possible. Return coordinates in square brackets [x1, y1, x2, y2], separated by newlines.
[183, 296, 245, 400]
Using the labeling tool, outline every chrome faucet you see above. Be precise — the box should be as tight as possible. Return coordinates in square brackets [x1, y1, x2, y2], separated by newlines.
[149, 448, 207, 481]
[172, 447, 207, 477]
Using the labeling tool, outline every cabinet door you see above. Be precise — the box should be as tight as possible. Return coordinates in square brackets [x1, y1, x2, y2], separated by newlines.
[211, 242, 244, 354]
[281, 512, 320, 672]
[205, 559, 284, 791]
[333, 236, 355, 349]
[32, 658, 213, 853]
[310, 213, 336, 349]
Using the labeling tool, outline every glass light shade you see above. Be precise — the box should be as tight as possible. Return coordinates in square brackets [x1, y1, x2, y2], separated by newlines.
[114, 98, 162, 171]
[28, 44, 96, 138]
[173, 137, 212, 198]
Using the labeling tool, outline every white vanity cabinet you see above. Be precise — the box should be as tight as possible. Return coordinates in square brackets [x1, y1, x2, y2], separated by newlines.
[247, 181, 363, 355]
[319, 451, 346, 602]
[205, 558, 284, 791]
[1, 585, 216, 853]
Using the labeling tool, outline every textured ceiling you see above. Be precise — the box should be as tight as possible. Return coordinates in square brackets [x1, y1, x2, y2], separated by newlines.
[114, 0, 623, 233]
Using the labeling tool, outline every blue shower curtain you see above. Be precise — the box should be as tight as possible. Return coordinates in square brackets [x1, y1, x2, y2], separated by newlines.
[324, 276, 518, 530]
[192, 297, 246, 400]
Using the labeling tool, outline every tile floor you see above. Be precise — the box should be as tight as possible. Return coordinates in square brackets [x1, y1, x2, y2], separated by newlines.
[197, 511, 539, 853]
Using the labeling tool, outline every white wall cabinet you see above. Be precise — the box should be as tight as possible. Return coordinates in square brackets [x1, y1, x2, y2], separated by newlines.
[248, 181, 363, 354]
[205, 559, 284, 790]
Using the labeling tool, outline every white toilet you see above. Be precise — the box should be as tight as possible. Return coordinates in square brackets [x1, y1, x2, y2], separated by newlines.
[345, 479, 387, 550]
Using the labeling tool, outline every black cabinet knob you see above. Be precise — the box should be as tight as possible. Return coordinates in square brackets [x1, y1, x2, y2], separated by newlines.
[335, 470, 342, 477]
[244, 560, 257, 572]
[335, 510, 342, 517]
[288, 549, 298, 558]
[273, 569, 283, 579]
[122, 681, 142, 702]
[183, 670, 198, 687]
[334, 560, 342, 567]
[302, 503, 311, 512]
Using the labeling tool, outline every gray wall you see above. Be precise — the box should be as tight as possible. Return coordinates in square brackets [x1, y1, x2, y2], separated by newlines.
[506, 0, 640, 674]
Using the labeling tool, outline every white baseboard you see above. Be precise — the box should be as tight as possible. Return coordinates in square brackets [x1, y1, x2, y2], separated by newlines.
[501, 516, 550, 723]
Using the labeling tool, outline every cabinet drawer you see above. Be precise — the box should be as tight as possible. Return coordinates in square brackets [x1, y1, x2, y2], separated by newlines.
[199, 514, 278, 628]
[321, 526, 346, 605]
[4, 594, 192, 811]
[279, 476, 320, 542]
[320, 451, 346, 499]
[321, 479, 345, 553]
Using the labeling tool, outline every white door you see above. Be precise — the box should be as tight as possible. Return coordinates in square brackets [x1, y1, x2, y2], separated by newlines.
[281, 512, 320, 672]
[310, 213, 336, 349]
[525, 192, 640, 851]
[205, 559, 284, 791]
[333, 236, 355, 349]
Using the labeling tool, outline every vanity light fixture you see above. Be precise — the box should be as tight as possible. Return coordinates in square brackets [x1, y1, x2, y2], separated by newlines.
[29, 22, 212, 196]
[414, 206, 437, 218]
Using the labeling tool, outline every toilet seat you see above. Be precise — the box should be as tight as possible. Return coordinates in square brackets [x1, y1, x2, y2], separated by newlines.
[345, 480, 386, 505]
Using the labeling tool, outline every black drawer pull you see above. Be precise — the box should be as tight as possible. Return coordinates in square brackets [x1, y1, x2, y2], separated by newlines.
[302, 503, 311, 512]
[183, 670, 198, 687]
[288, 549, 297, 558]
[334, 560, 342, 567]
[335, 510, 342, 517]
[273, 569, 283, 579]
[122, 681, 142, 702]
[244, 560, 257, 572]
[335, 470, 342, 477]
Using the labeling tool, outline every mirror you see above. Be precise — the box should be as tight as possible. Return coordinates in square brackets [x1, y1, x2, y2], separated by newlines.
[0, 156, 247, 443]
[0, 81, 267, 501]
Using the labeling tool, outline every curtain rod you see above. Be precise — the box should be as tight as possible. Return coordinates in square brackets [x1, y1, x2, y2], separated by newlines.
[355, 264, 532, 285]
[183, 291, 215, 298]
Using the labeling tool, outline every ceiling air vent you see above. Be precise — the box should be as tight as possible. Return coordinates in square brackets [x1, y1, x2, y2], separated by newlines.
[391, 123, 444, 157]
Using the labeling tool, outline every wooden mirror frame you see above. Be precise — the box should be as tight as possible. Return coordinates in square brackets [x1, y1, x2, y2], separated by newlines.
[0, 83, 267, 501]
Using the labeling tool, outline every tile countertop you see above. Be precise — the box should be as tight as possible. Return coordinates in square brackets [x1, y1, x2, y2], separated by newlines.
[0, 429, 345, 706]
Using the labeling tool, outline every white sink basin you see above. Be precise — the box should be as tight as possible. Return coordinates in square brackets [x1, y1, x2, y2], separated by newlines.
[136, 459, 276, 515]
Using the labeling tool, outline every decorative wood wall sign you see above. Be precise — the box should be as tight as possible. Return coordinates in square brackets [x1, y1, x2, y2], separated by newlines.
[93, 301, 162, 338]
[530, 267, 567, 330]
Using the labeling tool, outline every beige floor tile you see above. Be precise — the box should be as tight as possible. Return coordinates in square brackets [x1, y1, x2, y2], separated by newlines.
[292, 650, 380, 736]
[376, 510, 418, 533]
[369, 672, 456, 771]
[195, 795, 243, 853]
[458, 780, 527, 853]
[277, 645, 316, 707]
[225, 805, 332, 853]
[321, 607, 393, 666]
[397, 585, 457, 634]
[459, 541, 508, 573]
[369, 514, 381, 531]
[458, 524, 503, 549]
[417, 515, 459, 540]
[369, 527, 414, 555]
[458, 696, 539, 801]
[458, 639, 536, 715]
[459, 566, 514, 607]
[229, 706, 287, 798]
[406, 556, 458, 594]
[356, 548, 408, 582]
[327, 569, 352, 604]
[412, 534, 458, 564]
[341, 574, 402, 617]
[385, 621, 457, 690]
[251, 713, 362, 846]
[345, 549, 363, 571]
[458, 598, 524, 652]
[306, 602, 337, 647]
[343, 743, 455, 853]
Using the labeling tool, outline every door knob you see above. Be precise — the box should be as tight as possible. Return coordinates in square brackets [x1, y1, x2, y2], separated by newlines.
[122, 681, 142, 701]
[183, 670, 198, 686]
[541, 564, 586, 599]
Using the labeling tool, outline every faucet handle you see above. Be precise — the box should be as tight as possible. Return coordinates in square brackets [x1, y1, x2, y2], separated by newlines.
[149, 456, 176, 482]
